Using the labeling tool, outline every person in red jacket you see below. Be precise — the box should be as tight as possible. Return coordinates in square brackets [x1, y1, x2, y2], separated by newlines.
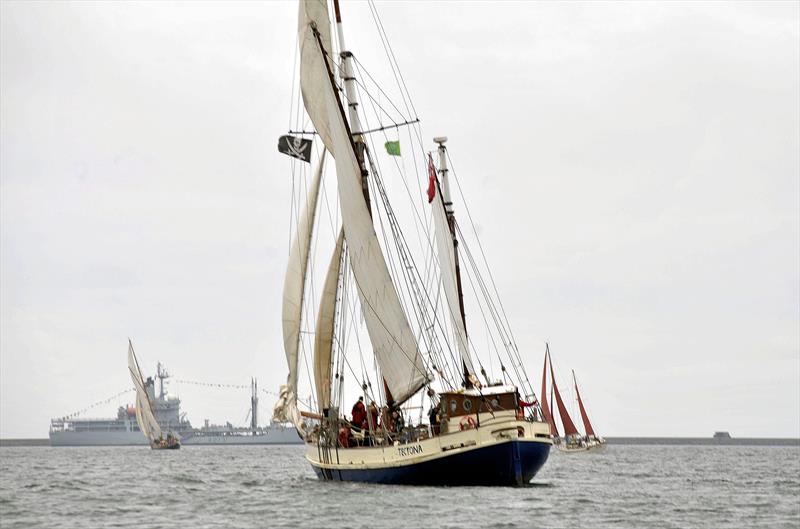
[351, 396, 366, 431]
[368, 401, 380, 432]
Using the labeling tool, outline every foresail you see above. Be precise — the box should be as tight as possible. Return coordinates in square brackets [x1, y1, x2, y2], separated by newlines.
[299, 0, 428, 404]
[574, 371, 597, 437]
[278, 150, 326, 431]
[314, 229, 343, 412]
[431, 181, 476, 378]
[549, 358, 579, 437]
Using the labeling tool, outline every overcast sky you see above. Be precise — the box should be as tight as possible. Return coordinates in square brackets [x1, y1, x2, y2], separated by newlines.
[1, 1, 798, 439]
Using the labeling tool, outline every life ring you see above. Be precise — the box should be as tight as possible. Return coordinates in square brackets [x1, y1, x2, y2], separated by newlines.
[459, 416, 477, 431]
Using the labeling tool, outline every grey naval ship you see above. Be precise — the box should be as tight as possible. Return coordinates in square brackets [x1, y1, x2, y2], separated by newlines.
[49, 364, 302, 446]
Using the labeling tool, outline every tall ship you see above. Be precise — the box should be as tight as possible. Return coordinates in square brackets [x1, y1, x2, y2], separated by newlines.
[271, 0, 551, 485]
[49, 359, 301, 447]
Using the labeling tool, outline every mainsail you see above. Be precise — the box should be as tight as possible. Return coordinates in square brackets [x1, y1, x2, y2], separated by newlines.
[298, 0, 428, 404]
[548, 353, 579, 437]
[540, 347, 559, 437]
[277, 150, 326, 430]
[127, 340, 162, 440]
[430, 152, 476, 381]
[313, 229, 344, 412]
[573, 370, 597, 438]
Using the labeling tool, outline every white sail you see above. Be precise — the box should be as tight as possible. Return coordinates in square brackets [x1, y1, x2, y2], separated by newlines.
[127, 341, 162, 440]
[277, 150, 326, 431]
[298, 0, 428, 404]
[313, 229, 343, 411]
[431, 182, 476, 378]
[134, 392, 149, 439]
[298, 0, 335, 154]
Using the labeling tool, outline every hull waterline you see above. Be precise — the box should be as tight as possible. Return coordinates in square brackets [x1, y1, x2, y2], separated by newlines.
[309, 438, 550, 486]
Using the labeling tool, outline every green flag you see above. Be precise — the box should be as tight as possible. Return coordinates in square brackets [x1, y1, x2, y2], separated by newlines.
[384, 140, 401, 156]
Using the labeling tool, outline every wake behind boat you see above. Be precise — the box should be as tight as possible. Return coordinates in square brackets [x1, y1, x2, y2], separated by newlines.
[271, 0, 552, 486]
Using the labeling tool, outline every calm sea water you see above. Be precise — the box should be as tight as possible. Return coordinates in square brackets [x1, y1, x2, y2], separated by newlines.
[1, 445, 798, 528]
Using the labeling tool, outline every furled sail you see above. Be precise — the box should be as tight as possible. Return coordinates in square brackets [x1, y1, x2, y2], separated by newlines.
[276, 150, 326, 431]
[430, 165, 476, 380]
[298, 0, 428, 404]
[314, 229, 343, 411]
[540, 348, 559, 437]
[549, 355, 579, 437]
[127, 340, 162, 440]
[573, 370, 597, 438]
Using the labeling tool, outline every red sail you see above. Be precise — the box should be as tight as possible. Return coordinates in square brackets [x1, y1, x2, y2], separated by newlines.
[549, 353, 579, 437]
[540, 348, 559, 437]
[573, 370, 596, 438]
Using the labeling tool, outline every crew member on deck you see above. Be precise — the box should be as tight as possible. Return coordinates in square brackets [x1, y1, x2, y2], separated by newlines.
[351, 396, 366, 431]
[368, 401, 379, 433]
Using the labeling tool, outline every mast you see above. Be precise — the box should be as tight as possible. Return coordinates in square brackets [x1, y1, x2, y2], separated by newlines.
[332, 0, 370, 213]
[435, 137, 472, 387]
[330, 0, 403, 407]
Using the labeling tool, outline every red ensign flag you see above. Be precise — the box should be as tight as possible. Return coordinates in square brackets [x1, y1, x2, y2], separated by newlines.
[427, 153, 436, 203]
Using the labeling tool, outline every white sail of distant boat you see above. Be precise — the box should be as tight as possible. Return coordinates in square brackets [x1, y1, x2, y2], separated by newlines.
[127, 340, 162, 441]
[127, 340, 180, 449]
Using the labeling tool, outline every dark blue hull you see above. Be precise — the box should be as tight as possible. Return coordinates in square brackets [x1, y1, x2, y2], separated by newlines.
[310, 439, 550, 486]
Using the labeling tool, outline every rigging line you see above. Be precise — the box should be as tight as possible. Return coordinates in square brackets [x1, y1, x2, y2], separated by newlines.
[368, 164, 461, 388]
[366, 174, 460, 389]
[459, 231, 518, 376]
[351, 76, 404, 127]
[351, 55, 413, 123]
[459, 234, 509, 384]
[353, 61, 431, 260]
[456, 220, 534, 397]
[368, 0, 420, 121]
[366, 1, 416, 133]
[446, 150, 521, 349]
[366, 173, 461, 389]
[457, 223, 513, 351]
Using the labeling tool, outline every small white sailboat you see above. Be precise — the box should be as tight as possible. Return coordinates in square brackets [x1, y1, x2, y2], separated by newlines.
[272, 0, 552, 485]
[127, 340, 180, 450]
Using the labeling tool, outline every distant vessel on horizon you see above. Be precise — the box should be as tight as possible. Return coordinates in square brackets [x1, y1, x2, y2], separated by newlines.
[49, 347, 302, 447]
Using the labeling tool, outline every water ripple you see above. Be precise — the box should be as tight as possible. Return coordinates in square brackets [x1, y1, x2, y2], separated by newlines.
[0, 445, 798, 528]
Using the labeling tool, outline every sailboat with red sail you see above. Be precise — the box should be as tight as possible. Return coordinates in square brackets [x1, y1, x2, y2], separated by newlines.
[540, 344, 606, 452]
